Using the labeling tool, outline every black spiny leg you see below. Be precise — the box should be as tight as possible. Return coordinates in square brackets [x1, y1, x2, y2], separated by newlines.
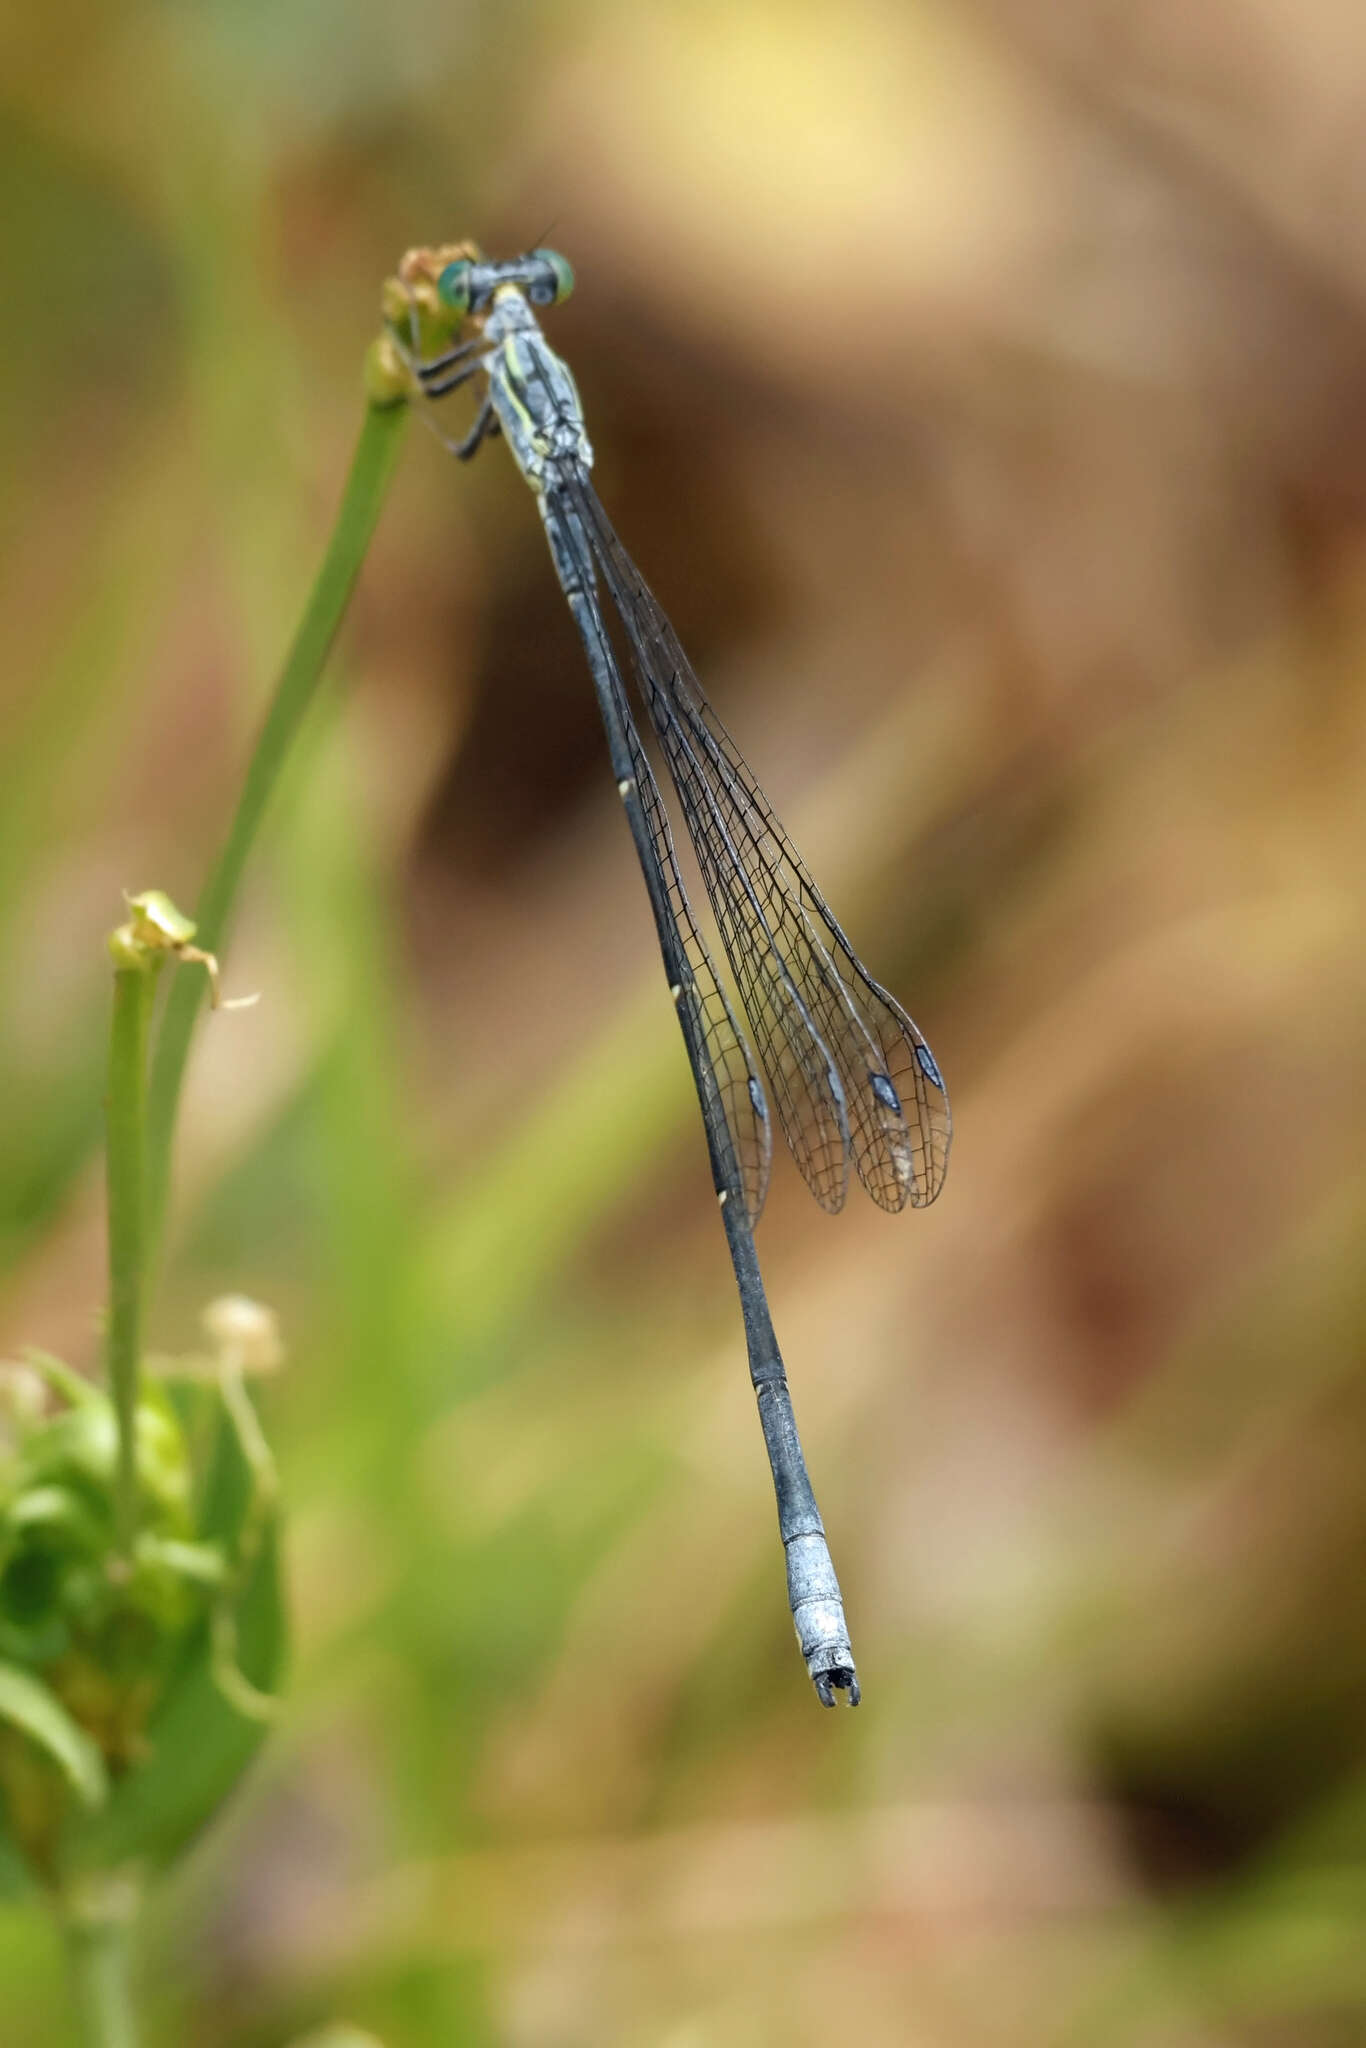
[418, 335, 482, 380]
[403, 341, 501, 462]
[421, 360, 480, 402]
[452, 393, 499, 461]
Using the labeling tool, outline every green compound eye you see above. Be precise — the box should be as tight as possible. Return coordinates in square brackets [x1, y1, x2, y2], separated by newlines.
[534, 249, 575, 305]
[436, 260, 473, 314]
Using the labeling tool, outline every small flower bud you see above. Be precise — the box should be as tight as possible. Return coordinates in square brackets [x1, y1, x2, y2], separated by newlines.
[201, 1296, 284, 1375]
[0, 1362, 47, 1428]
[365, 333, 414, 409]
[125, 889, 197, 950]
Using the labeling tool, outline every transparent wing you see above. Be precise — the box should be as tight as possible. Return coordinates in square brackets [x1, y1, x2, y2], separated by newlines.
[573, 477, 950, 1211]
[570, 477, 853, 1212]
[546, 488, 773, 1225]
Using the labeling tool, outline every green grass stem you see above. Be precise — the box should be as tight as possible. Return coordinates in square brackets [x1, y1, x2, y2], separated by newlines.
[105, 950, 156, 1554]
[144, 399, 408, 1254]
[63, 1880, 141, 2048]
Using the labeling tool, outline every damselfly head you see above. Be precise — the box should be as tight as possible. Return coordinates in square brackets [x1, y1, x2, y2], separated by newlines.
[436, 247, 575, 318]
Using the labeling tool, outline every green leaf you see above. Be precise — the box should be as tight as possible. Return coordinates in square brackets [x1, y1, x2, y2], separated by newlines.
[7, 1484, 104, 1548]
[132, 1535, 226, 1587]
[0, 1833, 31, 1900]
[67, 1412, 286, 1873]
[0, 1661, 108, 1809]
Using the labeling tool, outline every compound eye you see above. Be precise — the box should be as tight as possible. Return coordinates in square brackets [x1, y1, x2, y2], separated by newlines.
[533, 248, 575, 305]
[436, 260, 473, 314]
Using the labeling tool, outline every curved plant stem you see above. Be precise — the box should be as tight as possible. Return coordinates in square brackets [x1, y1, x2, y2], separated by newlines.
[64, 1879, 141, 2048]
[106, 953, 157, 1555]
[144, 399, 409, 1254]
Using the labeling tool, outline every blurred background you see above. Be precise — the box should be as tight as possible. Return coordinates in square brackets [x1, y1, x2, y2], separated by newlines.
[4, 0, 1366, 2041]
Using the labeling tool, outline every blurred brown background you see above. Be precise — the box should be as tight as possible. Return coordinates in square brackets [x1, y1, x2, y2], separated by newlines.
[4, 0, 1366, 2041]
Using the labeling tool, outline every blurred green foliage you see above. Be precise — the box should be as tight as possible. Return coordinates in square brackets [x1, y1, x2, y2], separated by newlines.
[5, 0, 1366, 2042]
[0, 1360, 285, 1886]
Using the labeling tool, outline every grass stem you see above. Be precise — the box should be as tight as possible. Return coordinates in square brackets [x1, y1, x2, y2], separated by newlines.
[144, 399, 408, 1253]
[64, 1878, 141, 2048]
[105, 949, 156, 1554]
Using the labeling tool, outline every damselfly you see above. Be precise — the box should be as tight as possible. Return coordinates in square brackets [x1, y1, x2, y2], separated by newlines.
[384, 245, 951, 1704]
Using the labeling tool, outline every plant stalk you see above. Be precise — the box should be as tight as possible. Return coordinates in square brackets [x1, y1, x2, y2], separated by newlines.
[144, 399, 408, 1254]
[64, 1881, 141, 2048]
[105, 954, 156, 1555]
